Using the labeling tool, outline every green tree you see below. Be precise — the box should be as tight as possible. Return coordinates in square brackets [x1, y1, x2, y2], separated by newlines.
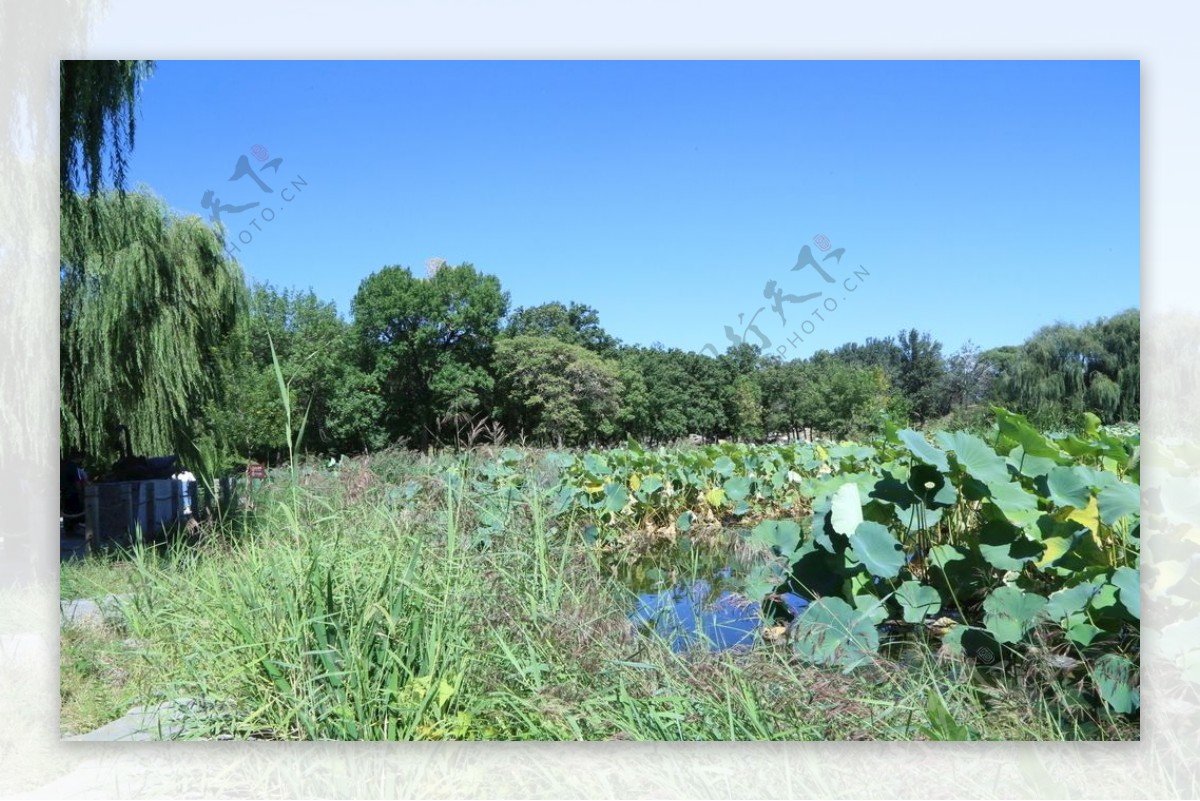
[216, 283, 363, 461]
[729, 374, 765, 441]
[610, 345, 728, 444]
[760, 358, 808, 440]
[830, 336, 903, 384]
[717, 343, 766, 441]
[614, 346, 693, 443]
[943, 340, 993, 411]
[494, 336, 622, 446]
[60, 190, 246, 464]
[504, 301, 618, 354]
[986, 309, 1139, 428]
[351, 263, 509, 447]
[791, 355, 894, 439]
[614, 348, 653, 438]
[60, 60, 155, 197]
[896, 328, 950, 424]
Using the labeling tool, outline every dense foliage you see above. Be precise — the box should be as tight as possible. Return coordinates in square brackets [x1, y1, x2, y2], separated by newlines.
[548, 408, 1141, 717]
[60, 190, 246, 466]
[60, 60, 155, 197]
[60, 244, 1141, 467]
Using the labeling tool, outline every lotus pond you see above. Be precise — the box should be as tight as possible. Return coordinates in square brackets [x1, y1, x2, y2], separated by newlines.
[59, 407, 1140, 740]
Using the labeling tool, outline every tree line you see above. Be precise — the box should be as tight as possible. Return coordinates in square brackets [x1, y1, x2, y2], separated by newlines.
[60, 213, 1140, 469]
[205, 264, 1139, 461]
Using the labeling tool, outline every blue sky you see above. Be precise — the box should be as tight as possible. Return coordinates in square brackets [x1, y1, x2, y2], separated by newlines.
[122, 60, 1139, 358]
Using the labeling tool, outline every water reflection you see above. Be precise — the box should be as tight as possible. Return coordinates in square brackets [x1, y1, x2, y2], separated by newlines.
[629, 574, 810, 652]
[630, 579, 761, 651]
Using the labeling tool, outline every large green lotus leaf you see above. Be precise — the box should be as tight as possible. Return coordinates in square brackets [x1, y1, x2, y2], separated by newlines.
[936, 431, 1012, 485]
[1044, 466, 1094, 510]
[724, 476, 752, 502]
[1073, 465, 1122, 493]
[1007, 446, 1060, 480]
[1055, 433, 1104, 460]
[1111, 566, 1140, 619]
[713, 456, 736, 477]
[895, 580, 942, 623]
[862, 498, 899, 527]
[1090, 582, 1120, 612]
[977, 519, 1043, 571]
[898, 428, 950, 472]
[639, 476, 664, 495]
[749, 519, 802, 557]
[994, 407, 1065, 459]
[1035, 535, 1077, 569]
[742, 561, 788, 602]
[1067, 622, 1102, 647]
[551, 486, 579, 516]
[548, 452, 576, 470]
[809, 498, 838, 553]
[958, 476, 990, 503]
[926, 545, 989, 601]
[675, 510, 693, 532]
[848, 521, 905, 579]
[602, 483, 628, 515]
[942, 626, 1003, 666]
[584, 453, 610, 476]
[1098, 482, 1140, 526]
[828, 444, 876, 465]
[831, 483, 865, 536]
[984, 480, 1041, 529]
[870, 471, 917, 510]
[1043, 581, 1100, 624]
[791, 596, 879, 671]
[788, 540, 848, 600]
[771, 468, 788, 490]
[927, 544, 966, 570]
[1051, 525, 1110, 573]
[909, 463, 957, 509]
[982, 586, 1047, 644]
[853, 594, 889, 625]
[1096, 430, 1132, 464]
[1094, 653, 1140, 714]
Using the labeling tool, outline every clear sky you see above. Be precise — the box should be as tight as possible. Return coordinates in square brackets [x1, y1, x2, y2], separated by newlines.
[122, 60, 1139, 358]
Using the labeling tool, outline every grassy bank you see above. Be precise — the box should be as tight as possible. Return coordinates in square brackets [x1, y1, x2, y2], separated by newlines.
[59, 448, 1137, 741]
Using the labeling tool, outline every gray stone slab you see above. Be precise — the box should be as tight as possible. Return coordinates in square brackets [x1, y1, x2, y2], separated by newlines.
[59, 594, 132, 628]
[65, 698, 194, 742]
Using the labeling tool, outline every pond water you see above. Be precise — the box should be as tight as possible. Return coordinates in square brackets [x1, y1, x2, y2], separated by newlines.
[627, 566, 809, 652]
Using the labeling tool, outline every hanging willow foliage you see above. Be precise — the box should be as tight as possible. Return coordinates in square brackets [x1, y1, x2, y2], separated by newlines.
[60, 59, 155, 197]
[60, 190, 248, 464]
[987, 309, 1140, 428]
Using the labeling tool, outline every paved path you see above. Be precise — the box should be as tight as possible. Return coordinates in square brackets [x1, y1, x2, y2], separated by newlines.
[59, 593, 188, 742]
[59, 594, 132, 627]
[64, 699, 192, 742]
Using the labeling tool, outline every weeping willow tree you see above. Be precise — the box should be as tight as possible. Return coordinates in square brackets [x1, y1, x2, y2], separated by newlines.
[60, 59, 155, 197]
[60, 190, 248, 466]
[985, 309, 1140, 429]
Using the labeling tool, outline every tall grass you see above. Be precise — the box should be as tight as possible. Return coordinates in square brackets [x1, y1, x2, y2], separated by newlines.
[53, 449, 1135, 741]
[58, 348, 1137, 741]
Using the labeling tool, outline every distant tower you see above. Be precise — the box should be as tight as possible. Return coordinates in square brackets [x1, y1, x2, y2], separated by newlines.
[425, 257, 447, 278]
